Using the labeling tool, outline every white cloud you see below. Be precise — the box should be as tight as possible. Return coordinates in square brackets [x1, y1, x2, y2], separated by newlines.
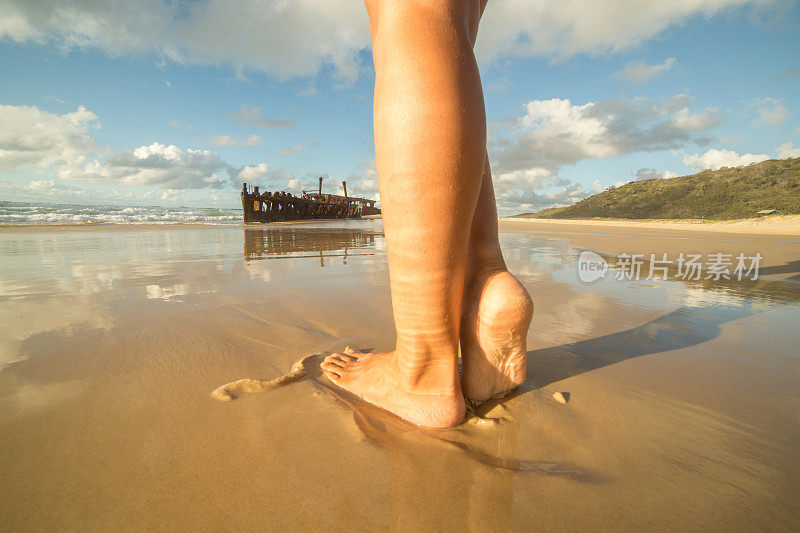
[278, 144, 304, 157]
[753, 97, 788, 127]
[229, 163, 270, 182]
[61, 142, 226, 189]
[615, 57, 676, 85]
[635, 168, 679, 180]
[0, 105, 100, 171]
[635, 168, 660, 180]
[160, 189, 183, 203]
[776, 142, 800, 159]
[0, 105, 229, 190]
[208, 134, 263, 147]
[0, 0, 369, 82]
[285, 178, 305, 195]
[226, 105, 294, 129]
[227, 164, 321, 196]
[494, 94, 719, 176]
[0, 0, 772, 82]
[475, 0, 769, 64]
[490, 94, 720, 208]
[497, 182, 597, 215]
[682, 148, 769, 171]
[27, 179, 87, 195]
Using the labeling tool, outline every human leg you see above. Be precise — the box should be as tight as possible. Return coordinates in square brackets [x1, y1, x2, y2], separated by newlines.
[320, 0, 487, 428]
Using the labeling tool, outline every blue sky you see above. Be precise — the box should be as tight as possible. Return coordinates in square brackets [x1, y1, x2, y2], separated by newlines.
[1, 0, 798, 215]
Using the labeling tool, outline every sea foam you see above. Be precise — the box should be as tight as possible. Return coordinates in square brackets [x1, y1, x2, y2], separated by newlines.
[0, 202, 242, 225]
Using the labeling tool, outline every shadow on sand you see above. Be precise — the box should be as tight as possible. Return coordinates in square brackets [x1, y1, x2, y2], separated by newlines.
[523, 302, 752, 391]
[291, 302, 755, 527]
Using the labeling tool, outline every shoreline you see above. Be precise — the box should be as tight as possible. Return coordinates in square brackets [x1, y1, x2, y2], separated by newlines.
[0, 218, 382, 232]
[3, 212, 796, 235]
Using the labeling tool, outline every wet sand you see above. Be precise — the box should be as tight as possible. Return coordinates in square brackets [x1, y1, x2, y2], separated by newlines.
[1, 221, 799, 530]
[501, 218, 800, 282]
[502, 214, 800, 235]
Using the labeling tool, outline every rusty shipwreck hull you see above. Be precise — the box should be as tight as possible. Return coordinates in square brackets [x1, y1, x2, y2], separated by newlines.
[241, 177, 380, 223]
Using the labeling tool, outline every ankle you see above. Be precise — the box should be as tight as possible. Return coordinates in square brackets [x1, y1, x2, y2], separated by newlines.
[392, 342, 461, 394]
[466, 256, 507, 286]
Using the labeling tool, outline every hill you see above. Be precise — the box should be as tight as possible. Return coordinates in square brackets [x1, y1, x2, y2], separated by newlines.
[516, 158, 800, 220]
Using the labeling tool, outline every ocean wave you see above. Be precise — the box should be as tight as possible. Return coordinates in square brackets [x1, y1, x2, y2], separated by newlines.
[0, 202, 242, 225]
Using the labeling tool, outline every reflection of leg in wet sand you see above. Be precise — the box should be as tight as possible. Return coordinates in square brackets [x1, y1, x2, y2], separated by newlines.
[319, 0, 532, 428]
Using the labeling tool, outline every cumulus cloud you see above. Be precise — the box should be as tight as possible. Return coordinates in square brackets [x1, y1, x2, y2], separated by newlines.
[226, 164, 309, 191]
[0, 105, 100, 171]
[615, 58, 676, 85]
[207, 134, 263, 147]
[753, 97, 788, 127]
[226, 105, 294, 130]
[0, 177, 104, 203]
[489, 94, 721, 209]
[228, 163, 270, 183]
[635, 168, 679, 180]
[776, 142, 800, 159]
[494, 94, 720, 176]
[0, 0, 772, 81]
[0, 0, 369, 82]
[61, 143, 226, 189]
[499, 182, 601, 215]
[682, 149, 769, 171]
[27, 179, 86, 195]
[475, 0, 770, 64]
[0, 105, 235, 190]
[487, 93, 724, 212]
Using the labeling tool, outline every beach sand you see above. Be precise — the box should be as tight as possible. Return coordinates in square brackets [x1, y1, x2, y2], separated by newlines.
[502, 214, 800, 235]
[501, 217, 800, 282]
[1, 220, 799, 530]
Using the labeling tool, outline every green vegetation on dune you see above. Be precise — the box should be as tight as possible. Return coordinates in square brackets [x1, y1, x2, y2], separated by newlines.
[516, 158, 800, 220]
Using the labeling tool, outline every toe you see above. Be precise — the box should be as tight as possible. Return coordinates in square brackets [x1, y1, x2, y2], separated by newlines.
[324, 354, 347, 365]
[338, 353, 358, 363]
[324, 371, 341, 384]
[320, 361, 344, 375]
[343, 346, 361, 355]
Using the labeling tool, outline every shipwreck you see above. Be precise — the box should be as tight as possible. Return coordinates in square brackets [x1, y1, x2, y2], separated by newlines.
[241, 177, 380, 223]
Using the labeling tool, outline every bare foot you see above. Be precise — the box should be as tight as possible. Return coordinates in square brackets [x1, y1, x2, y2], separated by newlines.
[460, 270, 533, 402]
[320, 347, 466, 428]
